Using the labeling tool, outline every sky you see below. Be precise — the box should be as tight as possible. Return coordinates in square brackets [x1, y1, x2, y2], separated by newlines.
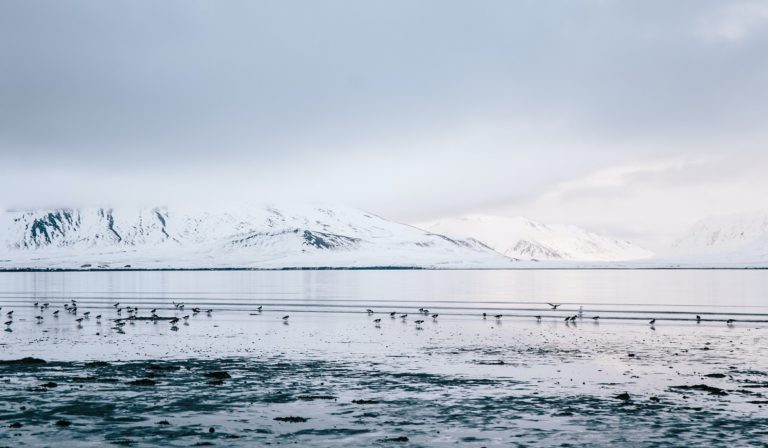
[1, 0, 767, 250]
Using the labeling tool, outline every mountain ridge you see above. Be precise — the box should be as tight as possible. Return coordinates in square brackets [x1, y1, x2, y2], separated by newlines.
[0, 205, 514, 269]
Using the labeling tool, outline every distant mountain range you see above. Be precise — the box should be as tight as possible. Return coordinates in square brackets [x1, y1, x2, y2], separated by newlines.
[3, 206, 768, 269]
[665, 211, 768, 264]
[0, 205, 513, 270]
[420, 215, 653, 262]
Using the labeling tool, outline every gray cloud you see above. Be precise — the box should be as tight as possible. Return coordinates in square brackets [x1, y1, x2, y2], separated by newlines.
[1, 0, 767, 244]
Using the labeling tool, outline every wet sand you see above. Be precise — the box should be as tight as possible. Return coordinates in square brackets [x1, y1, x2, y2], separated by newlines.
[1, 304, 767, 447]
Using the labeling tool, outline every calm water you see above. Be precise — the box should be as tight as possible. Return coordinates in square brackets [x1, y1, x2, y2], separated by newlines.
[0, 270, 767, 447]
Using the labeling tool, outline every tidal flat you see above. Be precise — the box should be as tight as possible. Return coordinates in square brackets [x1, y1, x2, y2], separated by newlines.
[1, 270, 767, 446]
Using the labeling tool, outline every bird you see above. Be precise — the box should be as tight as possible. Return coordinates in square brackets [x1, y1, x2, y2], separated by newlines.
[169, 318, 179, 325]
[96, 314, 102, 321]
[53, 310, 60, 317]
[494, 314, 502, 320]
[373, 318, 381, 324]
[535, 316, 542, 321]
[548, 303, 561, 310]
[150, 308, 157, 314]
[282, 315, 290, 321]
[34, 302, 38, 307]
[366, 309, 374, 315]
[113, 302, 120, 308]
[4, 320, 12, 326]
[592, 316, 600, 321]
[564, 316, 570, 322]
[76, 318, 84, 325]
[83, 311, 90, 318]
[431, 314, 438, 319]
[171, 325, 179, 331]
[390, 312, 396, 318]
[400, 314, 408, 319]
[414, 319, 424, 325]
[726, 319, 734, 325]
[649, 319, 656, 325]
[35, 315, 43, 322]
[570, 315, 578, 321]
[6, 311, 13, 316]
[482, 312, 487, 319]
[257, 306, 263, 312]
[183, 315, 190, 320]
[206, 309, 212, 315]
[696, 315, 701, 323]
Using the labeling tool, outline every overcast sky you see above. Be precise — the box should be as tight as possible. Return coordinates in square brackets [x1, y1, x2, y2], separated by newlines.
[1, 0, 767, 249]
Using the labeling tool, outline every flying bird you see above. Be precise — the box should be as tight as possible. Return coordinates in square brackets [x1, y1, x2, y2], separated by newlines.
[548, 303, 561, 310]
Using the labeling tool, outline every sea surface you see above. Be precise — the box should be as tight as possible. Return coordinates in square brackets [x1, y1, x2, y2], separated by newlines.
[0, 269, 767, 447]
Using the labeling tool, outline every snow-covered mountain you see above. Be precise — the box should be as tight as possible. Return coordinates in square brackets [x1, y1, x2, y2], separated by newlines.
[420, 215, 653, 262]
[0, 205, 514, 270]
[666, 211, 768, 263]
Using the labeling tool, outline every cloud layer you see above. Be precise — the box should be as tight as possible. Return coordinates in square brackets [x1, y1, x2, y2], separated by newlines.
[1, 0, 767, 248]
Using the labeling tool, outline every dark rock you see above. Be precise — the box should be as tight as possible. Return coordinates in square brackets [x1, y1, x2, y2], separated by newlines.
[157, 420, 170, 425]
[0, 357, 46, 365]
[55, 420, 72, 427]
[381, 436, 410, 442]
[273, 416, 309, 423]
[41, 382, 58, 388]
[208, 427, 215, 433]
[129, 378, 156, 386]
[615, 392, 631, 401]
[352, 399, 380, 404]
[704, 373, 726, 378]
[670, 384, 728, 396]
[9, 422, 23, 428]
[204, 371, 231, 379]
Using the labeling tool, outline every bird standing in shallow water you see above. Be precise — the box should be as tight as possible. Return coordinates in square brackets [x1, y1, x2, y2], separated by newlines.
[696, 315, 701, 323]
[282, 315, 289, 321]
[726, 319, 734, 326]
[649, 319, 656, 325]
[494, 314, 502, 320]
[592, 316, 600, 321]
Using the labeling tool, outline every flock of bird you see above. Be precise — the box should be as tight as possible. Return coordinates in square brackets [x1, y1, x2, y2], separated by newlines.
[363, 302, 737, 328]
[0, 300, 738, 333]
[1, 300, 215, 333]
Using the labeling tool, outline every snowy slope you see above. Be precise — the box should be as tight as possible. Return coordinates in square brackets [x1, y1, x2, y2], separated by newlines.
[666, 211, 768, 263]
[420, 215, 653, 262]
[0, 205, 514, 269]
